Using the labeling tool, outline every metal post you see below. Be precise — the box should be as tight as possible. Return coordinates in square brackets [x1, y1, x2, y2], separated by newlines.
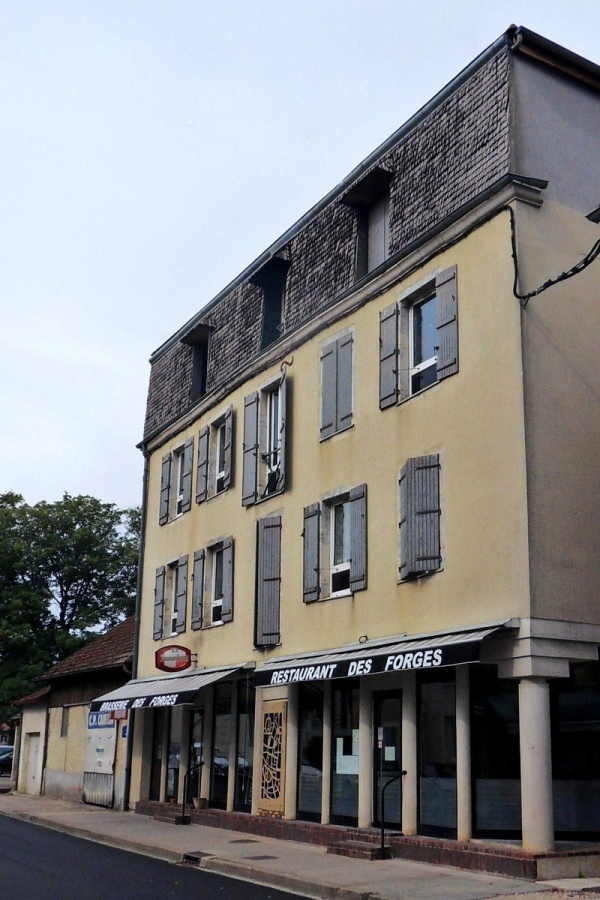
[380, 770, 406, 859]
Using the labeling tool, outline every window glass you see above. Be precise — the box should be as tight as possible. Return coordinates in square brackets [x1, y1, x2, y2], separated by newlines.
[234, 680, 255, 811]
[331, 500, 351, 594]
[267, 388, 280, 474]
[210, 682, 232, 809]
[212, 548, 224, 624]
[297, 685, 324, 820]
[411, 294, 437, 394]
[215, 422, 226, 493]
[419, 672, 457, 836]
[331, 682, 359, 824]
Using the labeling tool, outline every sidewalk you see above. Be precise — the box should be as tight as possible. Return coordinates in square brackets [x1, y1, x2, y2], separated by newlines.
[1, 790, 600, 900]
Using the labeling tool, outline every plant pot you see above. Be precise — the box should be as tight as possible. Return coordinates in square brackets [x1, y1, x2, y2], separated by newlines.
[192, 797, 207, 810]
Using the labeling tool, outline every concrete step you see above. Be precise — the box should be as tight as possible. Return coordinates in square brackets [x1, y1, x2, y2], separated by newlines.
[327, 840, 388, 860]
[152, 813, 191, 826]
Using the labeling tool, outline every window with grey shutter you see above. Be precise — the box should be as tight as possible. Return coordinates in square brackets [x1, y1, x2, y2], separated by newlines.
[255, 516, 281, 647]
[196, 426, 210, 503]
[337, 334, 353, 432]
[302, 503, 320, 604]
[275, 376, 287, 493]
[379, 303, 398, 409]
[349, 483, 367, 592]
[153, 566, 166, 639]
[242, 392, 259, 506]
[174, 555, 188, 634]
[159, 454, 171, 525]
[399, 455, 441, 580]
[223, 406, 233, 490]
[436, 266, 458, 381]
[221, 537, 234, 623]
[320, 342, 337, 440]
[320, 334, 353, 440]
[180, 439, 194, 514]
[191, 549, 205, 630]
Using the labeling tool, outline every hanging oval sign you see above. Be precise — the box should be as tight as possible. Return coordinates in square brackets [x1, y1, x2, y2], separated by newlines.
[155, 644, 192, 672]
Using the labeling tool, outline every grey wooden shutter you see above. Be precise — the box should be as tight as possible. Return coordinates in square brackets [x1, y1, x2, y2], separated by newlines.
[255, 516, 281, 647]
[180, 438, 194, 513]
[196, 426, 210, 503]
[379, 303, 398, 409]
[336, 333, 353, 432]
[399, 455, 441, 579]
[302, 503, 320, 604]
[276, 376, 287, 492]
[223, 406, 233, 490]
[349, 483, 367, 592]
[320, 341, 337, 440]
[221, 536, 234, 623]
[436, 266, 458, 381]
[242, 391, 259, 506]
[191, 549, 205, 630]
[174, 555, 188, 633]
[153, 566, 166, 639]
[159, 453, 171, 525]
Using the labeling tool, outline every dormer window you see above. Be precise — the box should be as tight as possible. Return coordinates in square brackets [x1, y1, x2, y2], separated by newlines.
[340, 166, 393, 281]
[250, 255, 290, 350]
[181, 322, 212, 404]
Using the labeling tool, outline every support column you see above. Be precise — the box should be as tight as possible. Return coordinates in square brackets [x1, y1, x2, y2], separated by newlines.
[250, 688, 263, 816]
[358, 681, 373, 828]
[456, 666, 472, 842]
[519, 677, 554, 852]
[284, 685, 298, 819]
[401, 671, 417, 835]
[321, 682, 332, 824]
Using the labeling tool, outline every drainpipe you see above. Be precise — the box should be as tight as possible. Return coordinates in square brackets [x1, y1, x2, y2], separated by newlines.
[123, 444, 150, 811]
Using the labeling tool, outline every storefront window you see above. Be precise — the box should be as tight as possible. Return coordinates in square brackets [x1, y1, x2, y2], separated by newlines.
[419, 671, 456, 836]
[297, 684, 324, 821]
[235, 680, 255, 811]
[186, 710, 204, 803]
[331, 681, 359, 825]
[373, 692, 402, 828]
[149, 708, 168, 801]
[471, 666, 521, 835]
[166, 706, 184, 802]
[210, 681, 232, 808]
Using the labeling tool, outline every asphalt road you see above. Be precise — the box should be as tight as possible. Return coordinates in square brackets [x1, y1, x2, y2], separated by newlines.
[0, 815, 308, 900]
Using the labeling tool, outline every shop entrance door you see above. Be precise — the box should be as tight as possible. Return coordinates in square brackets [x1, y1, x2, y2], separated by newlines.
[186, 710, 204, 803]
[373, 692, 403, 828]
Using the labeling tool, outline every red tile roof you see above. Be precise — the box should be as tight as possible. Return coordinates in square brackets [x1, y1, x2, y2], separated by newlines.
[14, 686, 50, 706]
[44, 617, 135, 680]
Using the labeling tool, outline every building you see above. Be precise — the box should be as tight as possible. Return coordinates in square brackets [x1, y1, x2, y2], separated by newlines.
[92, 26, 600, 852]
[15, 617, 134, 807]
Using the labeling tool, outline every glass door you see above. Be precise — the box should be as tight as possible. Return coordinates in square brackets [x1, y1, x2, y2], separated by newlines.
[186, 710, 204, 803]
[330, 680, 359, 825]
[373, 692, 403, 828]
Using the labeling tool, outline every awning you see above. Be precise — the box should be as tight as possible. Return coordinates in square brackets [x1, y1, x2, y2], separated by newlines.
[90, 665, 244, 712]
[254, 622, 513, 687]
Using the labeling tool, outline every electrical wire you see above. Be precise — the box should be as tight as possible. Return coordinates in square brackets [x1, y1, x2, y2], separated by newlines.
[509, 205, 600, 308]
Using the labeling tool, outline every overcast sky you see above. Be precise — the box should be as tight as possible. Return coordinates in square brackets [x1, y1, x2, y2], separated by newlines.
[2, 1, 599, 510]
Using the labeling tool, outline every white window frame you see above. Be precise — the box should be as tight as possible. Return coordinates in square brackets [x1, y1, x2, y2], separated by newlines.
[408, 291, 438, 397]
[258, 377, 283, 499]
[319, 489, 352, 600]
[210, 545, 224, 626]
[168, 562, 179, 635]
[329, 497, 352, 598]
[174, 447, 186, 517]
[214, 420, 227, 495]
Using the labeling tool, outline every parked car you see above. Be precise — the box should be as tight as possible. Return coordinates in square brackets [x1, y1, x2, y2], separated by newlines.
[0, 746, 14, 775]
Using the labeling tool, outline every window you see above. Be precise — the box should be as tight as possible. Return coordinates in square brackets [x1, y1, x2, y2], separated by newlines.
[181, 322, 211, 404]
[398, 455, 441, 580]
[378, 266, 458, 409]
[60, 707, 70, 738]
[255, 515, 282, 647]
[153, 556, 189, 640]
[242, 376, 288, 506]
[196, 406, 233, 504]
[340, 165, 393, 281]
[250, 256, 290, 350]
[190, 538, 234, 630]
[159, 438, 194, 525]
[302, 484, 367, 603]
[320, 333, 353, 440]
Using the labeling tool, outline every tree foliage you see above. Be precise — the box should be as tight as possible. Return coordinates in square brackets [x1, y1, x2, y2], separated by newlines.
[0, 493, 140, 721]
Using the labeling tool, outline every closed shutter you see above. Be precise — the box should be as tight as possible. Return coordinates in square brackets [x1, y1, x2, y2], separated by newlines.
[399, 455, 441, 579]
[159, 454, 171, 525]
[242, 392, 259, 506]
[320, 342, 337, 440]
[223, 406, 234, 490]
[275, 377, 287, 493]
[379, 303, 398, 409]
[174, 555, 188, 634]
[180, 439, 194, 513]
[153, 566, 166, 639]
[191, 549, 205, 630]
[436, 266, 458, 381]
[336, 333, 353, 432]
[349, 483, 367, 592]
[221, 536, 234, 623]
[196, 426, 210, 503]
[302, 503, 320, 604]
[255, 516, 281, 647]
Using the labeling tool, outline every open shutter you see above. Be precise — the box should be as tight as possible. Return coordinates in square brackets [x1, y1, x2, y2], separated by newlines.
[276, 376, 287, 493]
[223, 406, 233, 490]
[242, 392, 259, 506]
[221, 537, 234, 623]
[336, 333, 353, 432]
[180, 439, 194, 513]
[255, 516, 281, 647]
[320, 342, 337, 439]
[399, 456, 441, 579]
[196, 426, 210, 503]
[302, 503, 320, 604]
[349, 483, 367, 592]
[153, 566, 166, 639]
[191, 549, 205, 630]
[379, 303, 398, 409]
[436, 266, 458, 381]
[174, 555, 188, 634]
[159, 454, 171, 525]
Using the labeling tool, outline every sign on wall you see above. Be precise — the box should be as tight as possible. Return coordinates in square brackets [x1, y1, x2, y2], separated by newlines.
[155, 644, 192, 672]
